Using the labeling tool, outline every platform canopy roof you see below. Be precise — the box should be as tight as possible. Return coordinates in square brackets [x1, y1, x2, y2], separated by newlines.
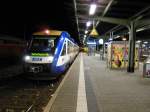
[73, 0, 150, 43]
[33, 30, 62, 36]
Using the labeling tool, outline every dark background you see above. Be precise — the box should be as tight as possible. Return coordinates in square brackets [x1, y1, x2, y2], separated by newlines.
[0, 0, 79, 42]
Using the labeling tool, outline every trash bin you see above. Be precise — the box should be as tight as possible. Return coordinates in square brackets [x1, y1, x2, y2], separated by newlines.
[143, 58, 150, 77]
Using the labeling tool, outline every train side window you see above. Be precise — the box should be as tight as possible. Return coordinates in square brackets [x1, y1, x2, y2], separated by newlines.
[61, 42, 66, 56]
[68, 41, 73, 53]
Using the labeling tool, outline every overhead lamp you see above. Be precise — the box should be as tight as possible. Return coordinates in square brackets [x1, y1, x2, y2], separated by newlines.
[84, 35, 86, 38]
[99, 39, 103, 44]
[89, 4, 97, 15]
[85, 30, 88, 34]
[122, 38, 126, 41]
[86, 21, 91, 27]
[136, 28, 144, 32]
[142, 44, 146, 47]
[114, 35, 120, 39]
[144, 41, 148, 44]
[116, 35, 120, 38]
[136, 40, 141, 43]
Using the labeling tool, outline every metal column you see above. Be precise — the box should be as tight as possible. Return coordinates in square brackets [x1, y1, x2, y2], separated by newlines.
[102, 36, 106, 60]
[111, 32, 113, 39]
[127, 22, 136, 72]
[110, 32, 113, 39]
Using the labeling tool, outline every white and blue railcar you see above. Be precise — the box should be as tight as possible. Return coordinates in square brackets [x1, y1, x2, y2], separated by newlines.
[23, 30, 79, 78]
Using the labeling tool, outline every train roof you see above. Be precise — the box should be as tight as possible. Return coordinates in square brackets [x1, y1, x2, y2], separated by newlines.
[32, 30, 63, 36]
[32, 30, 78, 46]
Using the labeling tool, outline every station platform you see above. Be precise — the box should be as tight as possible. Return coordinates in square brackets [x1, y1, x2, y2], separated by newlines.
[44, 53, 150, 112]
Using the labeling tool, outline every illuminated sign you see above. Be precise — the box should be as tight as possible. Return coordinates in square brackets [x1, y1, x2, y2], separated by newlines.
[31, 53, 49, 57]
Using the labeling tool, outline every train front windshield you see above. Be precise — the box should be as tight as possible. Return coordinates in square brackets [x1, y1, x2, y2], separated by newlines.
[29, 37, 58, 54]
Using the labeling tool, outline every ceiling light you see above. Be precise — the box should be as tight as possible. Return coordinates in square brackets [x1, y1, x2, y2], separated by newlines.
[86, 21, 91, 27]
[99, 39, 103, 44]
[144, 41, 148, 44]
[114, 35, 120, 39]
[122, 38, 126, 41]
[142, 44, 146, 47]
[136, 28, 144, 32]
[136, 40, 141, 43]
[116, 35, 120, 38]
[85, 30, 88, 34]
[89, 4, 97, 15]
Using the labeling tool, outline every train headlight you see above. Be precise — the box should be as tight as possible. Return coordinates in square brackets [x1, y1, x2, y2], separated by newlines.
[24, 55, 30, 61]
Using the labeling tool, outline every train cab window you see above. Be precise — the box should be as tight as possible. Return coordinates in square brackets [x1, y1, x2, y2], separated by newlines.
[61, 42, 66, 56]
[29, 38, 57, 54]
[48, 40, 54, 48]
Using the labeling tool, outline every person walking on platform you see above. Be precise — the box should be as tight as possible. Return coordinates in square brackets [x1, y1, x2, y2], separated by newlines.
[100, 49, 103, 60]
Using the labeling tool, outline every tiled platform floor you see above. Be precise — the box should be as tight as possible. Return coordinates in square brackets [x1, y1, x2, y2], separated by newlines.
[47, 53, 150, 112]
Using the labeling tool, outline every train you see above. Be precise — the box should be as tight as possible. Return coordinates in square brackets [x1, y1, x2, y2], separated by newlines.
[80, 46, 88, 53]
[23, 30, 79, 79]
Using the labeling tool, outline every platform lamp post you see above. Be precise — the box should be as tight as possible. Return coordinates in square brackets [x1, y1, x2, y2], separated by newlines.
[127, 22, 136, 73]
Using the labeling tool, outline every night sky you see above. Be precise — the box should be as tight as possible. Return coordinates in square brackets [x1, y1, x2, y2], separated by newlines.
[0, 0, 79, 43]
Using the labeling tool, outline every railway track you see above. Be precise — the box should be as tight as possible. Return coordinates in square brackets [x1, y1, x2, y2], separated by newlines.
[0, 74, 63, 112]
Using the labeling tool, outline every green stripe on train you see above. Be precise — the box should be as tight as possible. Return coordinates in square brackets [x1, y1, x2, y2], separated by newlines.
[31, 53, 49, 56]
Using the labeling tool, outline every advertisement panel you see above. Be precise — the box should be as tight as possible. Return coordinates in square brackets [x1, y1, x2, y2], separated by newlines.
[107, 41, 139, 69]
